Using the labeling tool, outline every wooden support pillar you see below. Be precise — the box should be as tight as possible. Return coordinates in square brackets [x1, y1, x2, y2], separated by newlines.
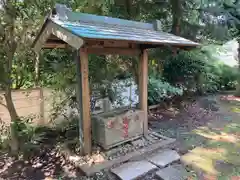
[79, 48, 91, 155]
[39, 87, 45, 125]
[75, 50, 83, 153]
[139, 49, 148, 136]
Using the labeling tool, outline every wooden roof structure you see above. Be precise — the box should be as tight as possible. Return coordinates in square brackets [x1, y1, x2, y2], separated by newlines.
[33, 4, 199, 53]
[33, 4, 199, 155]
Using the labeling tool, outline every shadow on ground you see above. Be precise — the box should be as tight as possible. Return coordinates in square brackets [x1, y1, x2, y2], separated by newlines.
[1, 93, 239, 179]
[0, 120, 83, 180]
[150, 94, 240, 179]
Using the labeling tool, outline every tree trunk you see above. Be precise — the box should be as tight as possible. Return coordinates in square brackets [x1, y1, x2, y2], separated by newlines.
[5, 43, 19, 154]
[4, 86, 19, 154]
[124, 0, 134, 19]
[171, 0, 181, 36]
[34, 53, 40, 87]
[236, 39, 240, 96]
[195, 73, 204, 95]
[2, 0, 20, 154]
[170, 0, 181, 55]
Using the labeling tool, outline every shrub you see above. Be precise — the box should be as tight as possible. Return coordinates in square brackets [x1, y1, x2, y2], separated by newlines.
[0, 119, 9, 149]
[162, 48, 238, 94]
[0, 116, 48, 155]
[148, 75, 183, 105]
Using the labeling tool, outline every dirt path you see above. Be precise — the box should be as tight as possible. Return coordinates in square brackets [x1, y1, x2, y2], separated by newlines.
[150, 94, 240, 179]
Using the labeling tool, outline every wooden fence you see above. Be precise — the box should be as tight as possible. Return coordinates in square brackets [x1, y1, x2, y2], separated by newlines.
[0, 88, 54, 126]
[0, 88, 108, 126]
[0, 81, 137, 126]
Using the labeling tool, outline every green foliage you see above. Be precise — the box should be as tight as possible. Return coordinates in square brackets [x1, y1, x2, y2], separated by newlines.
[40, 48, 76, 88]
[216, 63, 238, 89]
[201, 0, 240, 41]
[0, 120, 9, 149]
[0, 0, 55, 90]
[199, 59, 238, 93]
[0, 116, 35, 151]
[12, 118, 35, 144]
[0, 0, 238, 90]
[161, 48, 238, 95]
[163, 49, 206, 86]
[148, 74, 183, 105]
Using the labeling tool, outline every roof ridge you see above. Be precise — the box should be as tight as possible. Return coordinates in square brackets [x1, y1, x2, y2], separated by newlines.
[52, 3, 157, 31]
[51, 18, 155, 32]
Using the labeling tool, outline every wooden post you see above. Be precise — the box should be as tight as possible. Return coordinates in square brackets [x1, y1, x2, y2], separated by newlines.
[75, 50, 83, 154]
[139, 49, 148, 136]
[80, 48, 92, 154]
[39, 87, 45, 125]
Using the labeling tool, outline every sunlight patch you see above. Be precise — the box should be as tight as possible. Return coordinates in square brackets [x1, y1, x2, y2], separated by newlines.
[181, 148, 218, 175]
[231, 107, 240, 113]
[195, 129, 239, 143]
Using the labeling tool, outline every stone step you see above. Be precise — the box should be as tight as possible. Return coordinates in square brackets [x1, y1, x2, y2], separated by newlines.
[146, 149, 180, 167]
[111, 160, 157, 180]
[155, 164, 188, 180]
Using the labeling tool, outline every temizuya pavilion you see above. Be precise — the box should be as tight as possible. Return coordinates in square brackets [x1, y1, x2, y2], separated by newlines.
[33, 4, 199, 155]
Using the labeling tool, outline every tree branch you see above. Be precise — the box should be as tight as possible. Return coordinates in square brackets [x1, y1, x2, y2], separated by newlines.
[0, 101, 8, 110]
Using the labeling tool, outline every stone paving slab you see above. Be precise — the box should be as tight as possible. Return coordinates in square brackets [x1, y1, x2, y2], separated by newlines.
[155, 164, 188, 180]
[146, 149, 180, 167]
[80, 139, 174, 176]
[111, 160, 157, 180]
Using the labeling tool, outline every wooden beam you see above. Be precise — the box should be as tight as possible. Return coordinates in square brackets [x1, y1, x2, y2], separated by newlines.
[33, 20, 84, 52]
[85, 39, 137, 48]
[83, 37, 199, 49]
[44, 43, 66, 49]
[75, 50, 84, 154]
[138, 49, 148, 136]
[80, 48, 92, 155]
[87, 47, 140, 56]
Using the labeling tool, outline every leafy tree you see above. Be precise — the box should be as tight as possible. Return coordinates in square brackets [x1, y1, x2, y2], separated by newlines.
[200, 0, 240, 95]
[0, 0, 53, 153]
[0, 0, 239, 154]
